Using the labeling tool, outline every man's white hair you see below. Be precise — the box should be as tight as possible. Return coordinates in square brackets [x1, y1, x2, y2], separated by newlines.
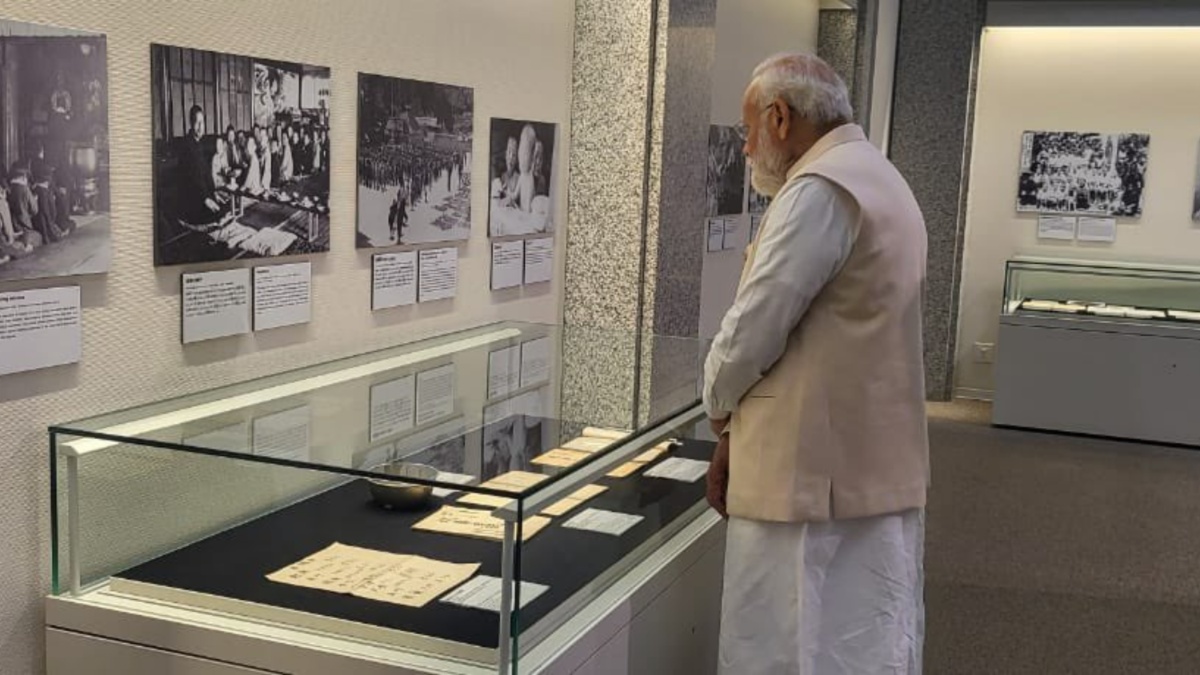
[750, 52, 853, 126]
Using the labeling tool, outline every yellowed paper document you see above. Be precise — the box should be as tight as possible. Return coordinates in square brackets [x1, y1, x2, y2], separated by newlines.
[265, 542, 399, 594]
[606, 461, 644, 478]
[562, 436, 613, 453]
[352, 558, 480, 607]
[414, 505, 551, 541]
[581, 427, 630, 441]
[266, 543, 479, 608]
[457, 471, 550, 508]
[541, 484, 609, 517]
[532, 448, 591, 468]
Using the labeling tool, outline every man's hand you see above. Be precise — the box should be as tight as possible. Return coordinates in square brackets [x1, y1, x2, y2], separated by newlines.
[709, 416, 730, 438]
[706, 434, 730, 519]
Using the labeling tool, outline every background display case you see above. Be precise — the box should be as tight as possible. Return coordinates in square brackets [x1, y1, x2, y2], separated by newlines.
[48, 322, 721, 675]
[994, 256, 1200, 445]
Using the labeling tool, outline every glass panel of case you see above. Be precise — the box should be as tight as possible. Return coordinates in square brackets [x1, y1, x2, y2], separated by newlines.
[1003, 255, 1200, 322]
[50, 320, 714, 672]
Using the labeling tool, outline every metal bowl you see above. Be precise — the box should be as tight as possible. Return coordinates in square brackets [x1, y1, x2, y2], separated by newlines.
[367, 462, 439, 511]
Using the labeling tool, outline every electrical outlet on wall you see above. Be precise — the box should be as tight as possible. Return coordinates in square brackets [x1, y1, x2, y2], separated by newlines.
[973, 342, 995, 364]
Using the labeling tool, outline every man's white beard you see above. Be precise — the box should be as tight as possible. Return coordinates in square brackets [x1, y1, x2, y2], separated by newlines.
[748, 138, 790, 198]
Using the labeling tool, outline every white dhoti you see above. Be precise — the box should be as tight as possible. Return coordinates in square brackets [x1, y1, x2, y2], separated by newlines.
[718, 509, 925, 675]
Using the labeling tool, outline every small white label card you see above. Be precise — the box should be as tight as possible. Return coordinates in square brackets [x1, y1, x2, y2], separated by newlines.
[563, 508, 645, 537]
[487, 345, 521, 400]
[372, 251, 418, 311]
[0, 286, 81, 376]
[1077, 217, 1117, 243]
[182, 268, 252, 344]
[370, 375, 416, 443]
[253, 262, 311, 331]
[519, 336, 552, 389]
[1036, 215, 1077, 241]
[491, 240, 525, 291]
[721, 218, 741, 251]
[643, 457, 711, 483]
[252, 406, 313, 462]
[523, 236, 554, 285]
[416, 363, 457, 426]
[418, 248, 459, 303]
[440, 575, 549, 613]
[706, 218, 725, 253]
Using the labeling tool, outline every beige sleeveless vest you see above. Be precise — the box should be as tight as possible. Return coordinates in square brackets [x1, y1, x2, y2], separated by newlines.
[727, 124, 929, 523]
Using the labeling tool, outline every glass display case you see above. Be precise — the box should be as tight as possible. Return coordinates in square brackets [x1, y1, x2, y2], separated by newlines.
[1003, 256, 1200, 322]
[50, 321, 714, 675]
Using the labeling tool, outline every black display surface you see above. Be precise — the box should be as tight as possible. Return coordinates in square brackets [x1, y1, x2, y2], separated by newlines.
[117, 439, 716, 650]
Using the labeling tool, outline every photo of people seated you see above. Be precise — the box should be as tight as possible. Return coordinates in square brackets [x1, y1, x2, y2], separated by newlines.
[0, 20, 111, 282]
[487, 118, 556, 238]
[356, 73, 473, 248]
[152, 44, 331, 266]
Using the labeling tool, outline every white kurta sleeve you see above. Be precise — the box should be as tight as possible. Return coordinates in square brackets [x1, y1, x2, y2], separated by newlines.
[703, 176, 860, 419]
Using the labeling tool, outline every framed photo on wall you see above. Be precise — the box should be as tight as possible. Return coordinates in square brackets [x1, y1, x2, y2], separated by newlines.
[1016, 130, 1149, 218]
[0, 19, 111, 282]
[487, 118, 556, 238]
[356, 74, 474, 248]
[150, 44, 331, 266]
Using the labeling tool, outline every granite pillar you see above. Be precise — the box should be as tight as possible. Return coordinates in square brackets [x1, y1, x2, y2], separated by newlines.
[888, 0, 986, 400]
[562, 0, 716, 429]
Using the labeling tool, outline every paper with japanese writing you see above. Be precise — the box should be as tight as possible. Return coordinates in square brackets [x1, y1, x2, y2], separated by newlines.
[643, 457, 711, 483]
[456, 471, 549, 508]
[266, 543, 478, 607]
[532, 448, 591, 468]
[606, 461, 645, 478]
[562, 436, 613, 453]
[562, 508, 645, 536]
[541, 484, 609, 517]
[414, 506, 550, 541]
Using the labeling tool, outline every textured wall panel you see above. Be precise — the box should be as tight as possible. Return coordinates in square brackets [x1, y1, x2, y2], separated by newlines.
[0, 1, 575, 673]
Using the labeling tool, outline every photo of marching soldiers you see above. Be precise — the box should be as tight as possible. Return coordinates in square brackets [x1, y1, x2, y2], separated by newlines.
[0, 20, 111, 282]
[357, 74, 473, 248]
[488, 118, 556, 238]
[151, 44, 331, 266]
[1016, 131, 1149, 218]
[707, 124, 747, 217]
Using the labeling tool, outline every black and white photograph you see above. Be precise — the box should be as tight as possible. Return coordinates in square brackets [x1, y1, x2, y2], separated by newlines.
[1017, 130, 1149, 218]
[707, 124, 746, 217]
[488, 118, 555, 238]
[357, 74, 473, 248]
[0, 20, 110, 282]
[151, 44, 331, 266]
[482, 412, 551, 479]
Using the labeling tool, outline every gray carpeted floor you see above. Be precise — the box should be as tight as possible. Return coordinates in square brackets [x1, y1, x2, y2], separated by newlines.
[924, 402, 1200, 674]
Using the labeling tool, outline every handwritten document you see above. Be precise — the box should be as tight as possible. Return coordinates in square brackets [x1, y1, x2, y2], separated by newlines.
[457, 471, 549, 509]
[562, 436, 614, 453]
[414, 506, 551, 542]
[606, 462, 645, 478]
[541, 484, 609, 517]
[532, 448, 591, 468]
[266, 543, 477, 607]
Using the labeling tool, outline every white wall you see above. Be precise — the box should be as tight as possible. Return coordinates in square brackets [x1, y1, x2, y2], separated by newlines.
[956, 27, 1200, 396]
[0, 1, 575, 672]
[700, 0, 821, 339]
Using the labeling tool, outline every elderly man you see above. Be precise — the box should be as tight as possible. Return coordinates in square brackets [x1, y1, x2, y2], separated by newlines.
[705, 52, 929, 674]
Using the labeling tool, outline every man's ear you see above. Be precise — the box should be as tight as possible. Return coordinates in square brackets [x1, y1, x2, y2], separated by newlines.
[773, 99, 790, 142]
